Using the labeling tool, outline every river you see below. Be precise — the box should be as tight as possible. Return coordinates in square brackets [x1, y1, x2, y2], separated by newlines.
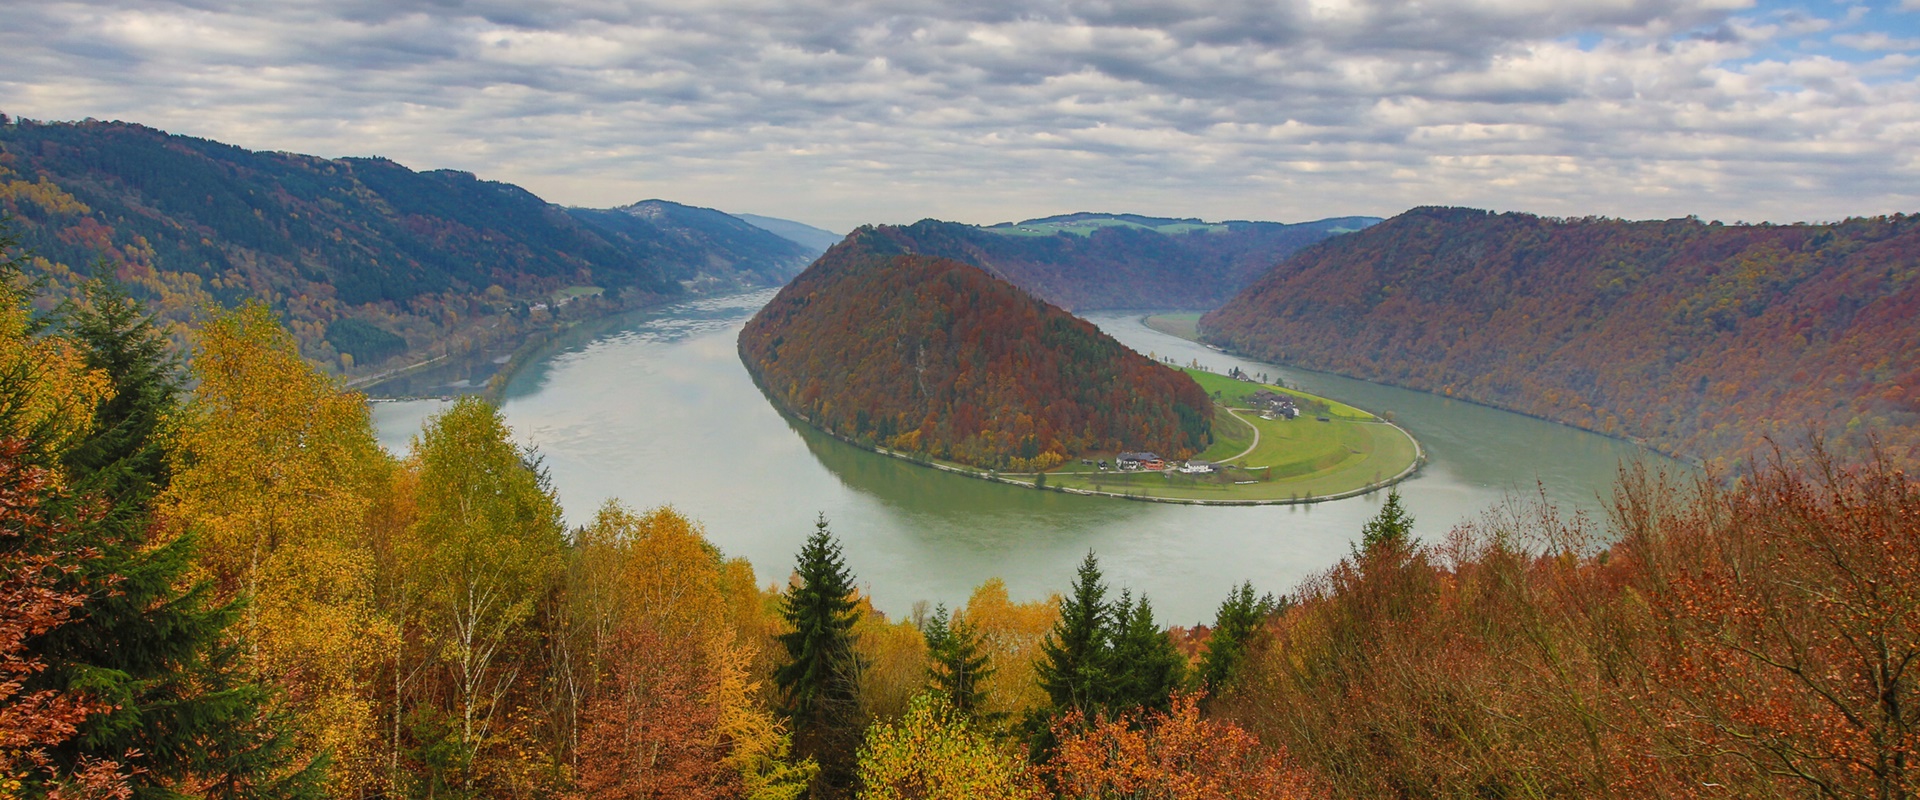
[370, 289, 1682, 625]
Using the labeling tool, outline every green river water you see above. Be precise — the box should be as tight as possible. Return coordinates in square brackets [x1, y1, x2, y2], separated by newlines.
[370, 289, 1683, 625]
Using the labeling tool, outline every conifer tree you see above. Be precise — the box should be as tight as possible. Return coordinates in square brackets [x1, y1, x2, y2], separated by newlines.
[1108, 592, 1185, 713]
[1035, 551, 1112, 716]
[1359, 488, 1415, 555]
[1197, 581, 1274, 696]
[923, 604, 994, 719]
[774, 514, 865, 794]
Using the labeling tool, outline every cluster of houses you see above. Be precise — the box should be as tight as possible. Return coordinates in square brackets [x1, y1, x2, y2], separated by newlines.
[1247, 390, 1301, 420]
[1114, 452, 1219, 474]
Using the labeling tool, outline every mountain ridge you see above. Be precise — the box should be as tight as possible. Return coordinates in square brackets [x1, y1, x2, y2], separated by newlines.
[830, 215, 1377, 311]
[0, 116, 810, 375]
[1200, 206, 1920, 470]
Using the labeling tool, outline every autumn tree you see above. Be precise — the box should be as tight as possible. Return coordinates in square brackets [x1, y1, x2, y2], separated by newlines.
[775, 514, 865, 796]
[407, 396, 565, 794]
[1619, 449, 1920, 796]
[851, 599, 928, 725]
[955, 579, 1058, 723]
[855, 693, 1039, 800]
[165, 301, 394, 795]
[568, 502, 812, 800]
[0, 393, 121, 795]
[1049, 694, 1322, 800]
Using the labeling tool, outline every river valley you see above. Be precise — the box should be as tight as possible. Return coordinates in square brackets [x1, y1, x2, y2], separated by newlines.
[371, 289, 1684, 625]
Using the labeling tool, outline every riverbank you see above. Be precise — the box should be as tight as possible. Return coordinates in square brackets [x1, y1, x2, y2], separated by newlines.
[1145, 313, 1709, 470]
[740, 334, 1425, 506]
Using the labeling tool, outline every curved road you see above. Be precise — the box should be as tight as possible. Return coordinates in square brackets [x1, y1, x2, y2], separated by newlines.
[1216, 406, 1263, 464]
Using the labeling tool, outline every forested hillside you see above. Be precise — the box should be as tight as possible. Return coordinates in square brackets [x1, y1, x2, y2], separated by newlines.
[845, 214, 1374, 311]
[739, 229, 1214, 470]
[1201, 207, 1920, 469]
[0, 116, 813, 375]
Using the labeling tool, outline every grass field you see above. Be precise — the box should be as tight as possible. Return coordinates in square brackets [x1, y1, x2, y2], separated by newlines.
[1142, 312, 1200, 340]
[1182, 368, 1374, 420]
[1038, 368, 1419, 503]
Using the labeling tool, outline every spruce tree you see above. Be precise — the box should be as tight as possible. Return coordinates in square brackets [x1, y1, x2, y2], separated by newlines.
[923, 604, 995, 719]
[775, 513, 865, 794]
[1034, 551, 1112, 715]
[1359, 488, 1415, 555]
[1108, 592, 1186, 713]
[32, 276, 322, 800]
[1197, 581, 1274, 696]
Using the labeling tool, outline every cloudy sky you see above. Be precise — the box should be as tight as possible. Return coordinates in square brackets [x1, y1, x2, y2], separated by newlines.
[2, 0, 1917, 232]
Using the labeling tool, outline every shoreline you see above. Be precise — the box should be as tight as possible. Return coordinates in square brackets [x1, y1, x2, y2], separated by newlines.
[739, 338, 1427, 507]
[1147, 313, 1707, 470]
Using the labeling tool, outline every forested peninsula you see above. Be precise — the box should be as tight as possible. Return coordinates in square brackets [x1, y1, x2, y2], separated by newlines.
[739, 229, 1213, 471]
[1202, 206, 1920, 470]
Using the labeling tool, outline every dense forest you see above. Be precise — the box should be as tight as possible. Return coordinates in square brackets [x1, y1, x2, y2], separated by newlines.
[0, 115, 816, 375]
[5, 222, 1919, 798]
[738, 230, 1214, 471]
[843, 214, 1374, 312]
[1202, 207, 1920, 470]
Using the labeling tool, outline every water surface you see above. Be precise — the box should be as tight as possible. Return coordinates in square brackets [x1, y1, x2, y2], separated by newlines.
[371, 290, 1679, 624]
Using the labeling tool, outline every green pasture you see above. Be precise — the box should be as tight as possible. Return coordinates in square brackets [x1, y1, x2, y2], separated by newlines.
[1181, 368, 1373, 420]
[1039, 367, 1419, 502]
[1044, 406, 1416, 502]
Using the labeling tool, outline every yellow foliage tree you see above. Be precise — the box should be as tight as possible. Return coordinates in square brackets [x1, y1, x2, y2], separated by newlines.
[164, 301, 396, 796]
[407, 396, 565, 793]
[855, 693, 1039, 800]
[0, 259, 106, 452]
[957, 579, 1060, 721]
[568, 502, 812, 799]
[852, 599, 929, 723]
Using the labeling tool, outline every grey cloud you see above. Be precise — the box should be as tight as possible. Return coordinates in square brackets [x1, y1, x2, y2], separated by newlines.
[0, 0, 1915, 232]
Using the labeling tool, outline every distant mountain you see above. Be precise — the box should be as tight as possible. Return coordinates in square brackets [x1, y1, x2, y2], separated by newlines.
[739, 228, 1214, 470]
[0, 117, 808, 374]
[733, 213, 844, 255]
[841, 213, 1378, 311]
[1201, 206, 1920, 470]
[566, 200, 815, 289]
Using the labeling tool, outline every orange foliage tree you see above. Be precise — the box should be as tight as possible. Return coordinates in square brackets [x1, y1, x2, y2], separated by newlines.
[1049, 694, 1323, 800]
[0, 437, 125, 799]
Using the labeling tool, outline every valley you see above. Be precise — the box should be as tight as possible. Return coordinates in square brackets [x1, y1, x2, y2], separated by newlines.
[370, 290, 1682, 625]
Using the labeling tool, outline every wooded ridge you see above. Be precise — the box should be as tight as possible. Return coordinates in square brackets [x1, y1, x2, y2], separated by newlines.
[739, 228, 1214, 471]
[1202, 206, 1920, 470]
[0, 115, 818, 378]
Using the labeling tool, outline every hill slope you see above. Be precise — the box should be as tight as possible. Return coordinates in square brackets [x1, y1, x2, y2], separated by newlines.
[847, 214, 1376, 311]
[739, 229, 1214, 470]
[565, 200, 815, 290]
[1200, 207, 1920, 469]
[733, 213, 844, 254]
[0, 117, 810, 373]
